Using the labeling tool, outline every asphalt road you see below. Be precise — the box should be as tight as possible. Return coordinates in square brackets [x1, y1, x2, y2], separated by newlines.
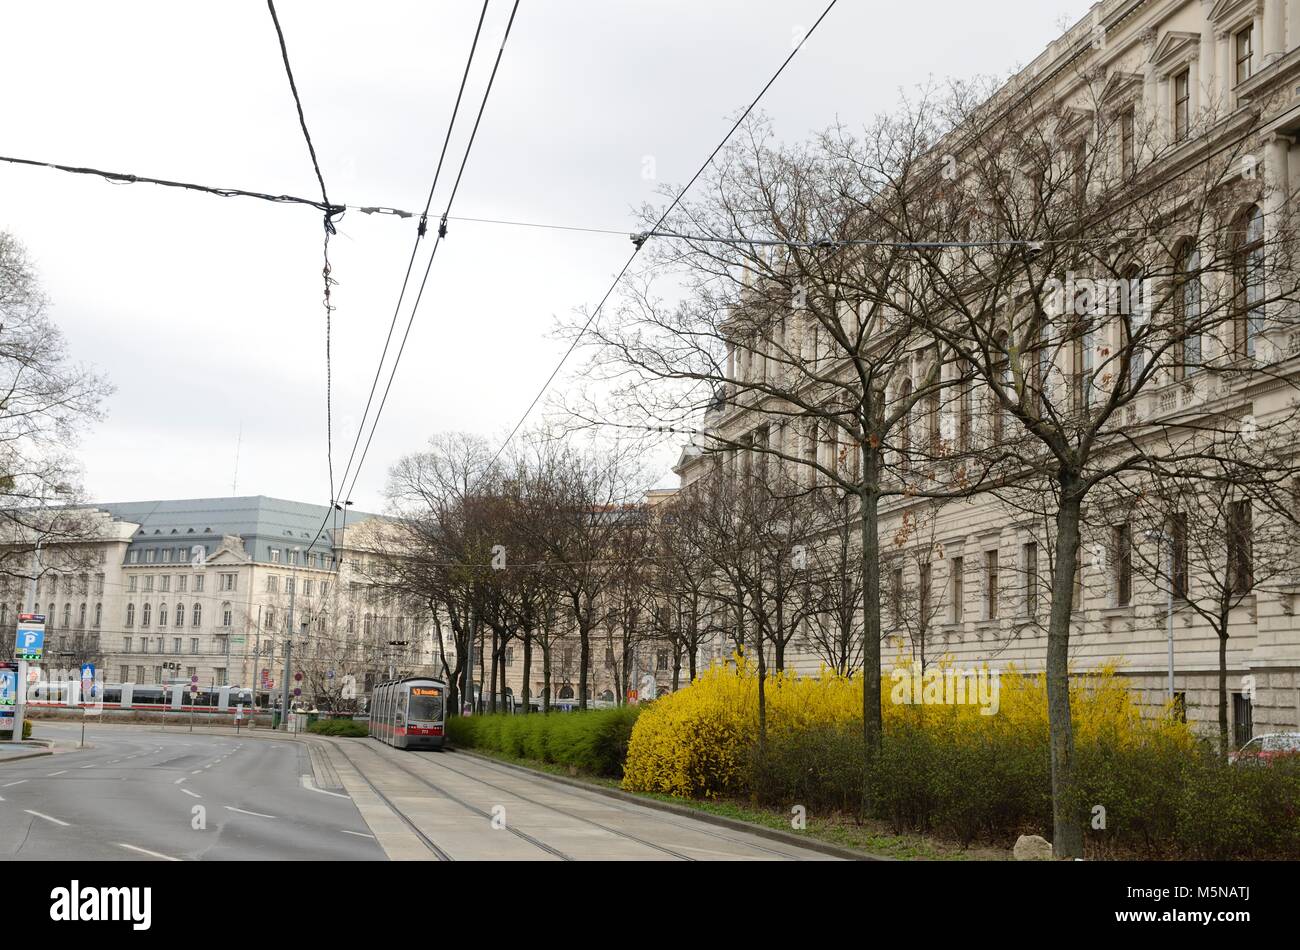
[0, 723, 839, 861]
[0, 722, 383, 861]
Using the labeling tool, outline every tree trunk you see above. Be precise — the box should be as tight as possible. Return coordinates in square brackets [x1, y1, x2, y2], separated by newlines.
[488, 626, 499, 713]
[859, 471, 883, 758]
[1046, 481, 1084, 859]
[522, 627, 532, 714]
[542, 642, 552, 713]
[1218, 617, 1230, 754]
[578, 610, 591, 711]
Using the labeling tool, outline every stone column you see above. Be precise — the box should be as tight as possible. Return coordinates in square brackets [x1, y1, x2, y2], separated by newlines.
[1264, 0, 1285, 62]
[1200, 4, 1218, 114]
[1289, 0, 1300, 51]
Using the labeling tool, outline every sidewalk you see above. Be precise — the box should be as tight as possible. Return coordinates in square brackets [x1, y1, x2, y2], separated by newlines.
[0, 740, 54, 763]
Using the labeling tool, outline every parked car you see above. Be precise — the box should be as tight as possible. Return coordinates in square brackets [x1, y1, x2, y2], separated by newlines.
[1229, 733, 1300, 765]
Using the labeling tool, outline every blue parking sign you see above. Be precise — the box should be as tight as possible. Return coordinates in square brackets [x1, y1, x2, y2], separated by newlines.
[14, 615, 45, 662]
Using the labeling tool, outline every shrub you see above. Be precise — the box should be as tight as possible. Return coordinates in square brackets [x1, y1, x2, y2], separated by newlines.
[447, 707, 642, 778]
[306, 718, 368, 737]
[22, 719, 32, 740]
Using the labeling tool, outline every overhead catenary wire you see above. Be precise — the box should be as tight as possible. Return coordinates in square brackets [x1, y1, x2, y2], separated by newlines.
[483, 0, 841, 472]
[339, 0, 523, 511]
[265, 0, 342, 532]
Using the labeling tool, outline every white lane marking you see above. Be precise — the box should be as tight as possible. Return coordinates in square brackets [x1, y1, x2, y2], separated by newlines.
[2, 780, 27, 788]
[116, 842, 181, 862]
[190, 770, 201, 775]
[340, 830, 375, 838]
[300, 775, 349, 798]
[224, 807, 276, 819]
[79, 765, 95, 769]
[25, 810, 70, 827]
[180, 788, 201, 799]
[173, 777, 187, 785]
[47, 770, 67, 776]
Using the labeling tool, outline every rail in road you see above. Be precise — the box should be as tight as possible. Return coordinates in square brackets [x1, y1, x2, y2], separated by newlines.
[321, 737, 840, 861]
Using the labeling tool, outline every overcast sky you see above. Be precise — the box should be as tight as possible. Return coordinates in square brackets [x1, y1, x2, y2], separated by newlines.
[0, 0, 1095, 511]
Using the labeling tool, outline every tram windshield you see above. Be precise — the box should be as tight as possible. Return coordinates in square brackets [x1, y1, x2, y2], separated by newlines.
[407, 686, 444, 723]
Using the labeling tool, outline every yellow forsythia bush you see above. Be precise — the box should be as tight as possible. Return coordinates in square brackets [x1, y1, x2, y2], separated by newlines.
[622, 656, 1193, 799]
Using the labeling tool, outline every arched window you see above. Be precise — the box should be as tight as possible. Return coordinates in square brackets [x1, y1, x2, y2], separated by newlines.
[192, 603, 202, 628]
[175, 603, 183, 627]
[141, 602, 151, 627]
[1176, 242, 1202, 378]
[347, 611, 355, 634]
[600, 689, 615, 703]
[221, 602, 232, 628]
[126, 603, 136, 627]
[63, 603, 71, 628]
[898, 378, 913, 471]
[266, 608, 275, 630]
[78, 603, 86, 628]
[94, 603, 102, 628]
[558, 684, 575, 699]
[159, 604, 168, 627]
[1234, 205, 1265, 358]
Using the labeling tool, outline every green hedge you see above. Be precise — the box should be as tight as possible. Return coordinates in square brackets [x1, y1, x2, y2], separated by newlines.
[22, 719, 31, 740]
[747, 722, 1300, 859]
[447, 707, 642, 778]
[306, 718, 369, 737]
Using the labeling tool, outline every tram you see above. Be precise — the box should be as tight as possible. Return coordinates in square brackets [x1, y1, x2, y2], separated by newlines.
[27, 682, 256, 712]
[369, 677, 446, 750]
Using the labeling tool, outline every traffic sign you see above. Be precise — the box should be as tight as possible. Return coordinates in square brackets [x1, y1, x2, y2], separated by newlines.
[292, 687, 301, 697]
[294, 672, 303, 682]
[14, 614, 46, 662]
[80, 664, 95, 699]
[326, 670, 335, 680]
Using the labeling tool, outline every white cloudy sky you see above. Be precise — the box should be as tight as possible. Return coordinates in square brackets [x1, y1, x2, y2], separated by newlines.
[0, 0, 1094, 511]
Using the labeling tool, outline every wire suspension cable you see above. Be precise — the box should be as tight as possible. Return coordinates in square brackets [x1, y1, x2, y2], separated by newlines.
[484, 0, 840, 471]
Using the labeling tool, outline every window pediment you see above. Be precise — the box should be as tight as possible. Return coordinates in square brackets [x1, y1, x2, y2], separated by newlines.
[1209, 0, 1260, 27]
[1150, 31, 1201, 74]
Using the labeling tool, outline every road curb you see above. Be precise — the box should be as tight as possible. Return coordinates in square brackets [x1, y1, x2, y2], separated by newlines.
[0, 747, 54, 764]
[456, 748, 887, 861]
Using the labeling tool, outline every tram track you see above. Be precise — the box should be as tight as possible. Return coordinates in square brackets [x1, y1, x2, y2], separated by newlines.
[396, 747, 697, 861]
[326, 740, 454, 861]
[453, 748, 805, 860]
[343, 739, 572, 861]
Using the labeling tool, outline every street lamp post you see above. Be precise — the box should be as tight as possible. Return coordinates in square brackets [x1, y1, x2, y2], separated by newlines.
[280, 547, 300, 730]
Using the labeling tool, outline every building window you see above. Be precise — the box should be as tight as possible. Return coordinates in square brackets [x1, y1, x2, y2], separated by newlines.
[1176, 244, 1202, 377]
[215, 668, 226, 684]
[1229, 500, 1253, 594]
[1172, 69, 1190, 143]
[266, 608, 276, 630]
[145, 548, 155, 564]
[303, 580, 313, 597]
[173, 637, 182, 653]
[506, 647, 515, 666]
[187, 667, 196, 680]
[270, 549, 281, 564]
[128, 576, 138, 593]
[267, 576, 279, 593]
[1114, 524, 1133, 607]
[1171, 513, 1189, 599]
[125, 603, 135, 627]
[159, 604, 168, 627]
[1233, 692, 1254, 748]
[120, 666, 129, 683]
[173, 603, 183, 627]
[1023, 542, 1039, 617]
[286, 577, 295, 596]
[192, 603, 202, 628]
[190, 638, 199, 655]
[177, 575, 187, 593]
[124, 636, 133, 653]
[984, 551, 999, 620]
[1119, 107, 1135, 175]
[919, 563, 932, 629]
[657, 649, 670, 672]
[159, 575, 170, 593]
[221, 602, 233, 628]
[142, 602, 152, 627]
[128, 550, 139, 565]
[1235, 206, 1265, 358]
[162, 547, 172, 564]
[62, 603, 71, 628]
[94, 603, 101, 628]
[220, 573, 236, 592]
[193, 575, 205, 592]
[143, 576, 154, 593]
[950, 557, 964, 622]
[890, 567, 904, 622]
[136, 665, 145, 683]
[1235, 25, 1254, 85]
